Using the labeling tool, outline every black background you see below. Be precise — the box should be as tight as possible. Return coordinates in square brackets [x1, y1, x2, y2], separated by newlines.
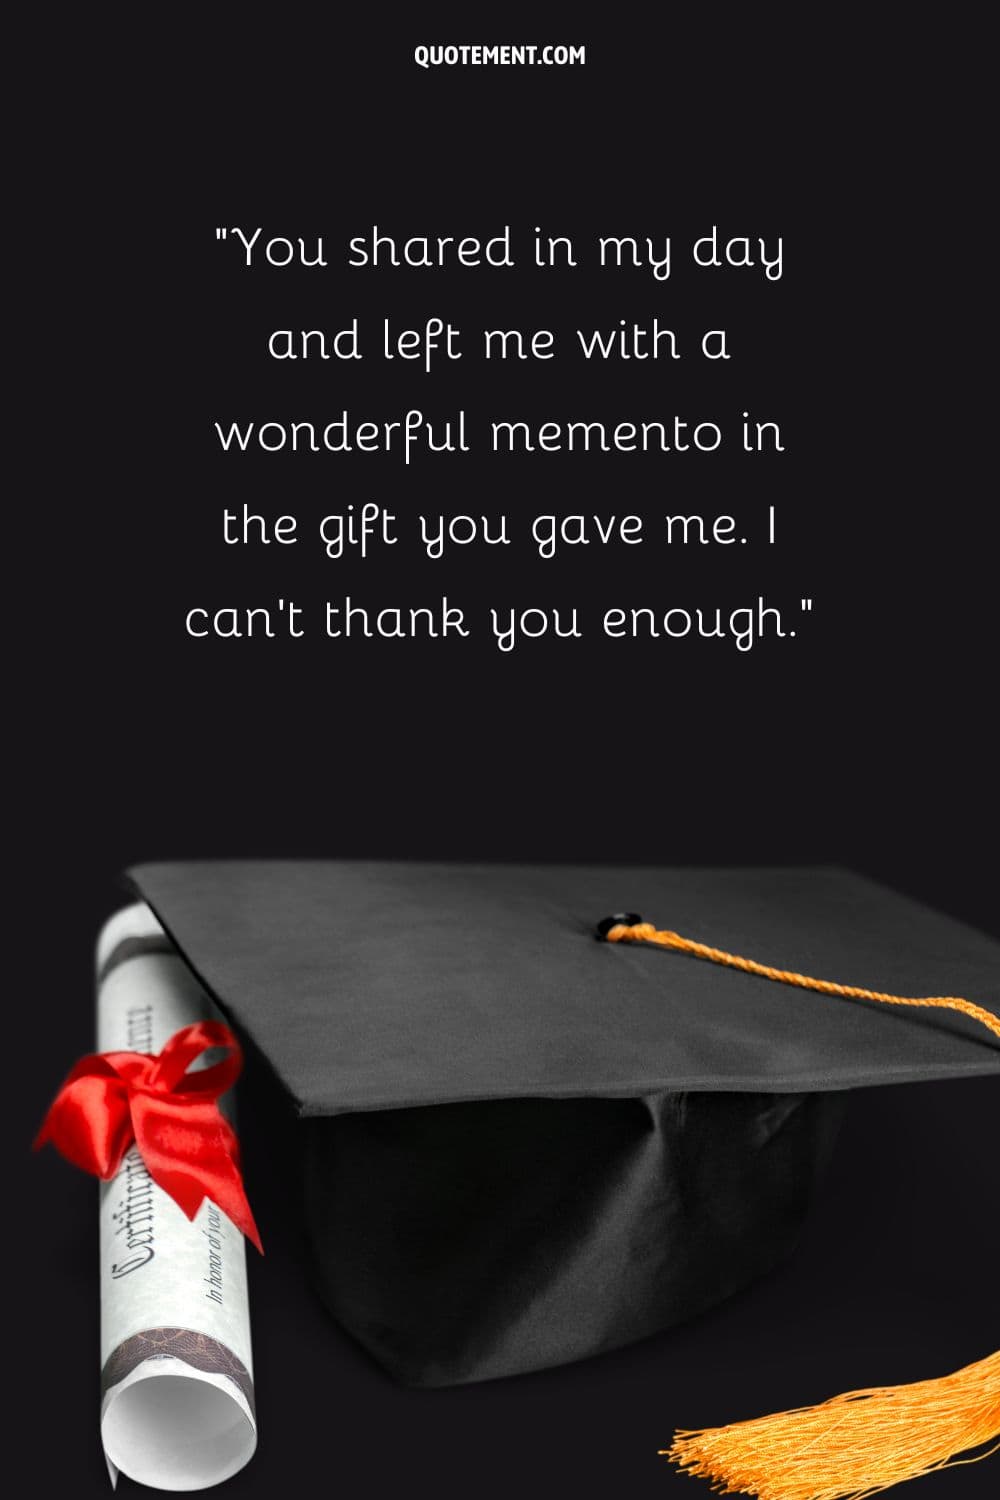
[13, 13, 998, 1497]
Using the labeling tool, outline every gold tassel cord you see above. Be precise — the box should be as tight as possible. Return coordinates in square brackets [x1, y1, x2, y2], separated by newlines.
[661, 1351, 1000, 1500]
[602, 921, 1000, 1497]
[604, 922, 1000, 1043]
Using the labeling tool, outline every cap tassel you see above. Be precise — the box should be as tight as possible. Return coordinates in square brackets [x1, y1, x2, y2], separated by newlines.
[662, 1350, 1000, 1499]
[596, 918, 1000, 1496]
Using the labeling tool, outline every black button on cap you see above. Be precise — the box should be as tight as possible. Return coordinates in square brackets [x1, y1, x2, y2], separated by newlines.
[595, 913, 643, 940]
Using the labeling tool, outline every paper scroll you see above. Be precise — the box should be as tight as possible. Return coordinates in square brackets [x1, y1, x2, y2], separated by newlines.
[96, 904, 256, 1490]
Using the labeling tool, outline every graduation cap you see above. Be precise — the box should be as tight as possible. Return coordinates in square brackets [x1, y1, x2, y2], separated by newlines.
[46, 861, 1000, 1497]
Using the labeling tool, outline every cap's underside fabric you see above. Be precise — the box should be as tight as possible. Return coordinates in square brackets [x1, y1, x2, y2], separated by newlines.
[302, 1088, 847, 1386]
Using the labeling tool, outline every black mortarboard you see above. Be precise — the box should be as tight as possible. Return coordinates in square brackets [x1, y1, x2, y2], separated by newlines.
[125, 859, 1000, 1409]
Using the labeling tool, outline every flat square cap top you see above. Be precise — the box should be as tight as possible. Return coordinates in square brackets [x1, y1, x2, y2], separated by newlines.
[127, 862, 1000, 1114]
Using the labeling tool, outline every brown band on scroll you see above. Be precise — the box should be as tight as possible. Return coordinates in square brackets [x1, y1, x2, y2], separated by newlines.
[100, 1327, 255, 1417]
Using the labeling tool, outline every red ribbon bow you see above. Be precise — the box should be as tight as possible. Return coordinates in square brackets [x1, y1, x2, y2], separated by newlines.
[35, 1021, 262, 1253]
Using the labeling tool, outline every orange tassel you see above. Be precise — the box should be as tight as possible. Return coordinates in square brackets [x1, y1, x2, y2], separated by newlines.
[662, 1350, 1000, 1500]
[605, 922, 1000, 1044]
[605, 918, 1000, 1495]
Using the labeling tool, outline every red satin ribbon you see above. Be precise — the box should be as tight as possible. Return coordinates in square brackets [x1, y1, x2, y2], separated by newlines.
[35, 1020, 262, 1253]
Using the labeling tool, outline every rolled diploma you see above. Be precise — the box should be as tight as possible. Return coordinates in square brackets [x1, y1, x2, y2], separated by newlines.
[97, 904, 256, 1490]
